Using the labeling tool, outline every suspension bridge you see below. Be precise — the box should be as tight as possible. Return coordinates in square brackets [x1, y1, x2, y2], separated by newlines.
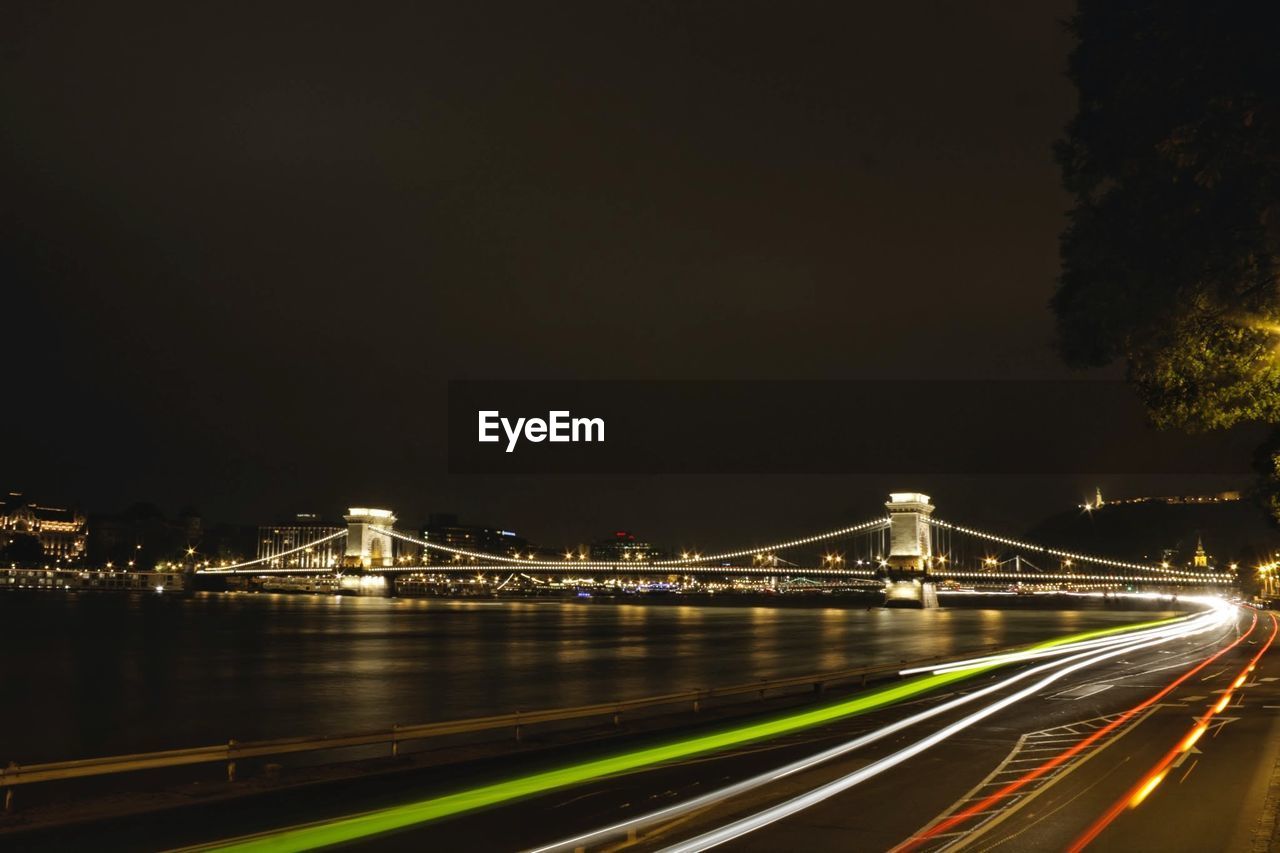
[197, 493, 1234, 605]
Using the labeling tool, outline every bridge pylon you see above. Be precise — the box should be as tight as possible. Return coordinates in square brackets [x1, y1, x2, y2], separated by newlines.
[883, 492, 938, 608]
[343, 507, 397, 570]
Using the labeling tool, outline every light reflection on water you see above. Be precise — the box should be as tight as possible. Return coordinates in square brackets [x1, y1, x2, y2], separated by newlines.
[0, 592, 1172, 764]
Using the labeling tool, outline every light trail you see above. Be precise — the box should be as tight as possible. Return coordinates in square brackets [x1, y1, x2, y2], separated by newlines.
[655, 603, 1232, 853]
[900, 599, 1226, 675]
[190, 619, 1179, 852]
[526, 611, 1218, 853]
[1067, 610, 1278, 852]
[896, 607, 1259, 851]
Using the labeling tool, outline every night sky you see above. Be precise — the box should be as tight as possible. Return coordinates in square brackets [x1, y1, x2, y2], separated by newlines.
[0, 3, 1252, 547]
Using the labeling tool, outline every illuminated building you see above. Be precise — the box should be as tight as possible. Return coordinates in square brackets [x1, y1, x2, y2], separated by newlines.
[590, 530, 663, 563]
[1193, 536, 1208, 568]
[421, 514, 528, 564]
[1093, 490, 1242, 507]
[0, 492, 87, 563]
[258, 514, 345, 569]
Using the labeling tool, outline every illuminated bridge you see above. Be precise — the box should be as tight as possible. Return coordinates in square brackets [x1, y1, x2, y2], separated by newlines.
[197, 493, 1234, 604]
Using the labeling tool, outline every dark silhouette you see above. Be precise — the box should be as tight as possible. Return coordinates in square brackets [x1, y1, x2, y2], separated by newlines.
[2, 534, 44, 567]
[1053, 1, 1280, 522]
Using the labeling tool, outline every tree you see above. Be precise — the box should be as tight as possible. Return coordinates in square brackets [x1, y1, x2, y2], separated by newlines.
[1054, 1, 1280, 516]
[3, 534, 45, 566]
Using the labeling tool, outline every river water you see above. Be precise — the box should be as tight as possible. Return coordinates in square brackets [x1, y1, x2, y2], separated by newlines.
[0, 591, 1175, 765]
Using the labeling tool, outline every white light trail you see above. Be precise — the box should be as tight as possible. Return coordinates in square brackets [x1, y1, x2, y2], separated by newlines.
[526, 603, 1230, 853]
[657, 602, 1232, 852]
[899, 600, 1222, 674]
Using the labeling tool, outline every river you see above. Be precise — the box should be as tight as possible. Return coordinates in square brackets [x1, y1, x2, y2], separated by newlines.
[0, 591, 1177, 765]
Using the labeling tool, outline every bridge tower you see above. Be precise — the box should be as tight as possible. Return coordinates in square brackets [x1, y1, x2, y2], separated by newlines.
[343, 507, 397, 570]
[883, 492, 938, 608]
[885, 492, 934, 573]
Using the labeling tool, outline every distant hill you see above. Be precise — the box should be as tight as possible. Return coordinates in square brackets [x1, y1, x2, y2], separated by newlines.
[1023, 499, 1280, 569]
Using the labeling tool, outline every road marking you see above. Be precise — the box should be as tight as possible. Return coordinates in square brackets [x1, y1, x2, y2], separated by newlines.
[1179, 758, 1199, 783]
[900, 710, 1153, 851]
[1024, 737, 1085, 745]
[1049, 684, 1112, 701]
[1208, 716, 1240, 738]
[1170, 745, 1201, 768]
[1017, 746, 1075, 753]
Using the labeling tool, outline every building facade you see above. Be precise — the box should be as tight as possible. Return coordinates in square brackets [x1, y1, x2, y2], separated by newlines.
[257, 514, 345, 569]
[589, 530, 661, 562]
[421, 514, 529, 563]
[1, 492, 87, 564]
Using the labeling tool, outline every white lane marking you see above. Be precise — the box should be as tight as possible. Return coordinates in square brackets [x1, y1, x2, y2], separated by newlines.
[1049, 684, 1113, 701]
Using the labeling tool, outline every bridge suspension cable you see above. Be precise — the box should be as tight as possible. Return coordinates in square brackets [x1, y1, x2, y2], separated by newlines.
[201, 530, 348, 574]
[928, 518, 1223, 580]
[382, 517, 890, 570]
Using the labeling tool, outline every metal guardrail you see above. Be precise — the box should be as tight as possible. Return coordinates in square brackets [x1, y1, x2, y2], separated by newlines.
[0, 644, 1006, 807]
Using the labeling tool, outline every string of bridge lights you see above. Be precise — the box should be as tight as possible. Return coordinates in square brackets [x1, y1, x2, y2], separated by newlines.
[652, 517, 890, 566]
[200, 530, 348, 574]
[942, 570, 1231, 585]
[382, 520, 891, 570]
[197, 516, 1228, 584]
[928, 518, 1227, 580]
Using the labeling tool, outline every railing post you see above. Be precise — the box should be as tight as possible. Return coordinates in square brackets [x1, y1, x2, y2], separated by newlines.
[391, 724, 399, 758]
[227, 739, 237, 782]
[3, 762, 15, 812]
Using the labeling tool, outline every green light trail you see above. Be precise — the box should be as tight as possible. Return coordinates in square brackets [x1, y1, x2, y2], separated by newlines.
[206, 615, 1180, 852]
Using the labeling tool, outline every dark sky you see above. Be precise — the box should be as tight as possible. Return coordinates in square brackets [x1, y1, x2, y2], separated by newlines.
[1, 2, 1255, 547]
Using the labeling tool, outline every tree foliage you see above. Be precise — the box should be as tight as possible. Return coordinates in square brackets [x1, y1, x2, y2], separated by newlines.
[1054, 1, 1280, 433]
[2, 534, 45, 566]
